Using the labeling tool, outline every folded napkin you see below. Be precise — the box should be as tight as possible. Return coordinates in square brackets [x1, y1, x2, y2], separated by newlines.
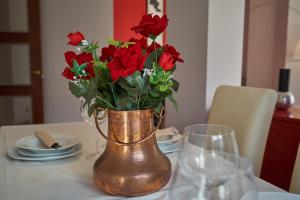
[34, 130, 61, 149]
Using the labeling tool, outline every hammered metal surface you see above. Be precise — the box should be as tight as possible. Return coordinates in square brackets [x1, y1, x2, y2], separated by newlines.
[93, 109, 171, 196]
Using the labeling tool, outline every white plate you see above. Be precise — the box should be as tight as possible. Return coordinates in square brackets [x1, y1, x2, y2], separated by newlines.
[7, 143, 83, 161]
[259, 192, 300, 200]
[16, 134, 78, 153]
[159, 141, 181, 154]
[157, 133, 182, 146]
[17, 146, 76, 157]
[161, 147, 179, 154]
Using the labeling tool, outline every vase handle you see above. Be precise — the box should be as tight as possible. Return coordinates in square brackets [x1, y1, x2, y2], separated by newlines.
[93, 106, 165, 146]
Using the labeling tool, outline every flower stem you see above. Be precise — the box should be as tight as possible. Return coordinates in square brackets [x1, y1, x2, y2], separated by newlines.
[154, 40, 158, 63]
[137, 93, 140, 110]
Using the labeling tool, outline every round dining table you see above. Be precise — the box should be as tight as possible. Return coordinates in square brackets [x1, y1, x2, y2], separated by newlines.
[0, 122, 287, 200]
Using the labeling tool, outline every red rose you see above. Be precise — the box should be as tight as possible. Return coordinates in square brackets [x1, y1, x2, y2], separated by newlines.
[129, 37, 148, 50]
[159, 52, 174, 71]
[164, 45, 184, 63]
[62, 67, 75, 80]
[148, 41, 161, 53]
[62, 51, 95, 80]
[108, 43, 146, 81]
[159, 46, 183, 71]
[100, 45, 116, 62]
[67, 31, 85, 46]
[131, 14, 168, 38]
[129, 38, 161, 54]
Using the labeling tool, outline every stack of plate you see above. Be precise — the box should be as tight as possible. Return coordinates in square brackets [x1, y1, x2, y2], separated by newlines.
[7, 134, 82, 161]
[157, 130, 183, 154]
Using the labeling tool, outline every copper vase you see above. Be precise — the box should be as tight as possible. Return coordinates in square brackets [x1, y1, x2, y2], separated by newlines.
[93, 108, 171, 196]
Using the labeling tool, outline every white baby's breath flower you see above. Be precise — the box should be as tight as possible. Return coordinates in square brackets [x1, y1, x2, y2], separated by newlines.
[148, 69, 154, 75]
[76, 47, 81, 52]
[142, 70, 147, 77]
[142, 69, 154, 77]
[71, 79, 80, 86]
[168, 74, 174, 82]
[81, 40, 88, 46]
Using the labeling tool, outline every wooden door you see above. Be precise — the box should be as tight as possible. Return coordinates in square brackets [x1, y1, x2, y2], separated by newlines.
[242, 0, 289, 88]
[0, 0, 43, 125]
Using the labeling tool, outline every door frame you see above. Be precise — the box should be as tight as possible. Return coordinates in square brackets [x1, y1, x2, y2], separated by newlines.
[0, 0, 44, 124]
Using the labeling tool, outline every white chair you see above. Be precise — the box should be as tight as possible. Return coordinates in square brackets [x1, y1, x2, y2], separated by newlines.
[207, 85, 277, 176]
[290, 143, 300, 194]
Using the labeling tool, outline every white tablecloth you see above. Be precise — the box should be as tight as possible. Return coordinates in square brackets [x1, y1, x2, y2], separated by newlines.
[0, 122, 284, 200]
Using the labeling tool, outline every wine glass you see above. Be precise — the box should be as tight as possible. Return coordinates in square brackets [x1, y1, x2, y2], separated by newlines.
[168, 124, 258, 200]
[80, 98, 106, 160]
[80, 98, 94, 125]
[168, 154, 258, 199]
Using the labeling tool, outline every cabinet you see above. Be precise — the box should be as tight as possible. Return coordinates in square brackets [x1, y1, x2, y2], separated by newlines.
[260, 106, 300, 191]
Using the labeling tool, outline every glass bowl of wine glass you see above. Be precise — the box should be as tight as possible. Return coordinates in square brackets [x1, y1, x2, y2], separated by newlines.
[168, 124, 258, 200]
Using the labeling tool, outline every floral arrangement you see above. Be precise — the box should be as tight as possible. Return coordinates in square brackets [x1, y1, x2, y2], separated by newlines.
[62, 14, 183, 116]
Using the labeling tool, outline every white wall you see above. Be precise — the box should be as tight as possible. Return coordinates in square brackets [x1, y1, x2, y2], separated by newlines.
[166, 0, 208, 130]
[40, 0, 113, 123]
[206, 0, 245, 109]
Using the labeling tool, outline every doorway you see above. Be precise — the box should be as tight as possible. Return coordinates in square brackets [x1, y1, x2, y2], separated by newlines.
[0, 0, 43, 125]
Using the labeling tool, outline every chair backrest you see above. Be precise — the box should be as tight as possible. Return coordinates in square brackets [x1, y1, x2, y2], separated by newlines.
[207, 85, 277, 176]
[290, 143, 300, 194]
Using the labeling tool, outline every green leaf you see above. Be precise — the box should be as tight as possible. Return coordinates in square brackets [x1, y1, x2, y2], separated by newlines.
[68, 80, 97, 106]
[144, 48, 164, 70]
[94, 62, 110, 80]
[82, 41, 99, 53]
[106, 38, 122, 47]
[118, 79, 139, 97]
[153, 103, 163, 113]
[160, 82, 173, 92]
[150, 68, 163, 85]
[95, 97, 115, 110]
[144, 52, 156, 69]
[121, 41, 135, 48]
[168, 95, 179, 112]
[70, 60, 88, 76]
[115, 93, 137, 110]
[125, 71, 148, 94]
[82, 81, 97, 106]
[87, 103, 97, 117]
[149, 67, 171, 85]
[172, 79, 179, 92]
[68, 82, 87, 97]
[150, 85, 160, 97]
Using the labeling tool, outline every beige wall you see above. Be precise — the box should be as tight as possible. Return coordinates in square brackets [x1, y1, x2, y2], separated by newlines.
[166, 0, 208, 130]
[167, 0, 245, 130]
[40, 0, 113, 123]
